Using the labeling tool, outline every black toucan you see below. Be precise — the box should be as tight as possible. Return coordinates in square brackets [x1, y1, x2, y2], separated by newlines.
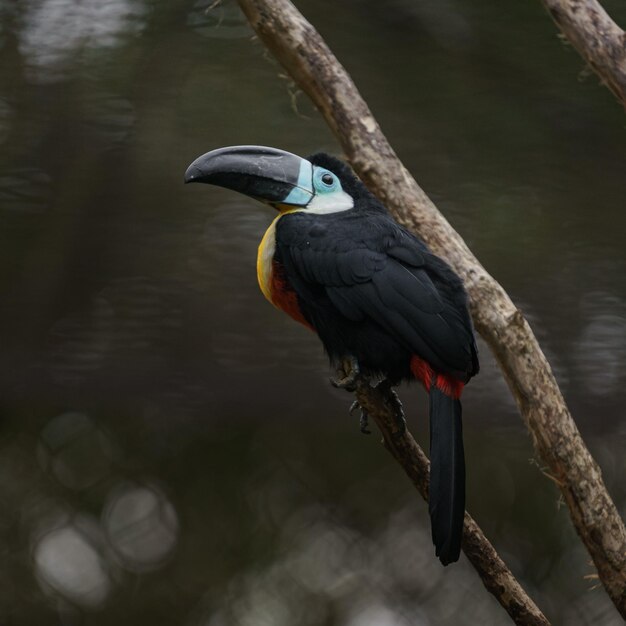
[185, 146, 479, 565]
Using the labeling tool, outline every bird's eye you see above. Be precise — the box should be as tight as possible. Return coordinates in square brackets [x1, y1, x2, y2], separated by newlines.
[321, 173, 334, 186]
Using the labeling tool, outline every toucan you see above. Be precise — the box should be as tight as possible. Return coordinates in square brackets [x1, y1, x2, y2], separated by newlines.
[185, 145, 479, 565]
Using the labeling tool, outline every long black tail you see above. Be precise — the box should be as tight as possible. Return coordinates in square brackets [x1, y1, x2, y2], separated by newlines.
[428, 384, 465, 565]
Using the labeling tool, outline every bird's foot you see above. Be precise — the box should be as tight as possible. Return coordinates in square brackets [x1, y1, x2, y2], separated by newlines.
[330, 356, 360, 392]
[349, 400, 372, 435]
[376, 379, 407, 436]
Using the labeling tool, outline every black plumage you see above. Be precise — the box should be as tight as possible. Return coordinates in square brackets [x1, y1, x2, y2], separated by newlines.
[429, 385, 465, 565]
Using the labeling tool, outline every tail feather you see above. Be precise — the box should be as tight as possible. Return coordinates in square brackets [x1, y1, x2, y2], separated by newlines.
[429, 383, 465, 565]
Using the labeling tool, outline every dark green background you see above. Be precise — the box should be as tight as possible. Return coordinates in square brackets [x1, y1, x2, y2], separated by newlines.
[1, 0, 625, 624]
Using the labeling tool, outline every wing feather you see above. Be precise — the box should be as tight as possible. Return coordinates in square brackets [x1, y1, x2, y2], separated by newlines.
[275, 213, 475, 376]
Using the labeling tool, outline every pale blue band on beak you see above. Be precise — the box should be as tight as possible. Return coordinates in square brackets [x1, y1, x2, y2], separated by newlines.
[282, 159, 314, 206]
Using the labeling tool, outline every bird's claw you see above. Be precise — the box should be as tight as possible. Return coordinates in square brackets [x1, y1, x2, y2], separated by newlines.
[331, 374, 357, 392]
[330, 356, 360, 392]
[387, 387, 407, 436]
[349, 400, 371, 435]
[370, 380, 406, 436]
[360, 411, 372, 435]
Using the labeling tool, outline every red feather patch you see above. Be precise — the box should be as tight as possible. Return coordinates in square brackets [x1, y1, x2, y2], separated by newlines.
[410, 355, 464, 399]
[271, 261, 314, 331]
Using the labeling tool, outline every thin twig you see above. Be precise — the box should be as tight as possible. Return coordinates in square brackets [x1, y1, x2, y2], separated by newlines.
[540, 0, 626, 109]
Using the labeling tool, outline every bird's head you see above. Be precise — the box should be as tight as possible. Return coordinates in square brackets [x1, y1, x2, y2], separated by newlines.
[184, 145, 380, 215]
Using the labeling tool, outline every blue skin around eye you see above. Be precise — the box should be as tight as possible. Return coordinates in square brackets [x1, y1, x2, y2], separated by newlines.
[313, 166, 342, 194]
[282, 162, 343, 204]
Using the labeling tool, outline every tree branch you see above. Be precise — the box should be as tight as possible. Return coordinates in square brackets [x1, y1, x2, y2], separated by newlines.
[352, 374, 550, 626]
[235, 0, 626, 618]
[540, 0, 626, 109]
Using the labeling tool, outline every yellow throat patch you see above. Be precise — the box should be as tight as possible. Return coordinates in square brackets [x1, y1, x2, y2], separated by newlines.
[256, 209, 299, 305]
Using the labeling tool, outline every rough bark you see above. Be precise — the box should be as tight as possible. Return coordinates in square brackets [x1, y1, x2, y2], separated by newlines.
[540, 0, 626, 109]
[235, 0, 626, 618]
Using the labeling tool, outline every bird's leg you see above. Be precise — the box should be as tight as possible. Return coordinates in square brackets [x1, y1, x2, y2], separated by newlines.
[330, 356, 360, 392]
[349, 400, 372, 435]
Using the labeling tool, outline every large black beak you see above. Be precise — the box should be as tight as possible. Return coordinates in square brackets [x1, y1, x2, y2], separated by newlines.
[184, 145, 314, 207]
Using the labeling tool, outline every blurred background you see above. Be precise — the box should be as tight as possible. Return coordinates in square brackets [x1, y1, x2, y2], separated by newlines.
[1, 0, 625, 624]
